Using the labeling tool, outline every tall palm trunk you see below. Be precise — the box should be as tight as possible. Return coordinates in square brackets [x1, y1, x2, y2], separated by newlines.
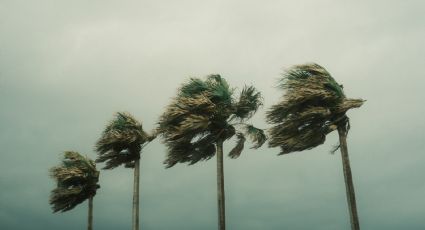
[88, 196, 93, 230]
[216, 139, 226, 230]
[338, 126, 360, 230]
[132, 158, 140, 230]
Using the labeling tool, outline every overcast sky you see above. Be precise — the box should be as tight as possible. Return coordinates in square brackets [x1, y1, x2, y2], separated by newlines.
[1, 0, 424, 229]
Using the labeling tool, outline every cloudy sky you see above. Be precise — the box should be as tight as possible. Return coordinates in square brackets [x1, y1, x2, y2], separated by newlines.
[1, 0, 424, 229]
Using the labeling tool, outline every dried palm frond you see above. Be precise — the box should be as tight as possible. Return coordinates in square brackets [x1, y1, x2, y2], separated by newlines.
[49, 151, 100, 213]
[159, 75, 265, 167]
[95, 112, 156, 169]
[267, 63, 364, 154]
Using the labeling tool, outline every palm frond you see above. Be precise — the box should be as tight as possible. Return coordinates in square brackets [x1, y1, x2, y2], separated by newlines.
[206, 75, 233, 105]
[334, 98, 364, 114]
[50, 187, 84, 212]
[163, 136, 216, 168]
[50, 166, 85, 186]
[243, 124, 267, 149]
[267, 63, 364, 154]
[232, 85, 263, 120]
[228, 133, 246, 159]
[179, 78, 209, 97]
[49, 151, 100, 213]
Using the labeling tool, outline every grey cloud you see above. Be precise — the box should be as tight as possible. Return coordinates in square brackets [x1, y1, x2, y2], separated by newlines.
[1, 0, 424, 229]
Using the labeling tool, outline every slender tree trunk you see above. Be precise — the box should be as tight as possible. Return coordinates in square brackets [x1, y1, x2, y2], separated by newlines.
[216, 139, 226, 230]
[88, 196, 93, 230]
[132, 158, 140, 230]
[338, 126, 360, 230]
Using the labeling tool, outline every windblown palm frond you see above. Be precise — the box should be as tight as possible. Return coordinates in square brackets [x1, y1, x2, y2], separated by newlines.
[95, 112, 155, 169]
[228, 133, 246, 159]
[49, 151, 100, 213]
[159, 75, 266, 167]
[244, 124, 267, 149]
[232, 86, 263, 120]
[267, 63, 364, 154]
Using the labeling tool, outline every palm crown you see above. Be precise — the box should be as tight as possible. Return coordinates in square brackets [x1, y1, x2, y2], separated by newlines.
[159, 75, 267, 167]
[267, 63, 364, 154]
[95, 112, 154, 169]
[49, 151, 100, 213]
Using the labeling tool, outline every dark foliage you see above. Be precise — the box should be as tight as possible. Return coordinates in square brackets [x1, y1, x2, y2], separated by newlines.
[159, 75, 266, 167]
[49, 151, 100, 213]
[95, 112, 155, 169]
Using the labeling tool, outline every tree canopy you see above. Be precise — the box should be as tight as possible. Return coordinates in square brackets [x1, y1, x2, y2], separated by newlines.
[158, 75, 267, 167]
[95, 112, 155, 169]
[49, 151, 100, 213]
[267, 63, 364, 154]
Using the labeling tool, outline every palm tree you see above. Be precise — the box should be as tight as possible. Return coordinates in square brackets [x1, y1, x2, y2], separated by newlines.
[95, 112, 156, 230]
[49, 151, 100, 230]
[158, 75, 266, 230]
[267, 63, 364, 230]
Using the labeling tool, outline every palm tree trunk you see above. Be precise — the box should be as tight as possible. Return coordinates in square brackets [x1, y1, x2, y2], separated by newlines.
[338, 126, 360, 230]
[216, 139, 226, 230]
[132, 158, 140, 230]
[88, 196, 93, 230]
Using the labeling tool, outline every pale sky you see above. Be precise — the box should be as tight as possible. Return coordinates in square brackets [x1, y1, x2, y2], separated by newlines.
[1, 0, 424, 229]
